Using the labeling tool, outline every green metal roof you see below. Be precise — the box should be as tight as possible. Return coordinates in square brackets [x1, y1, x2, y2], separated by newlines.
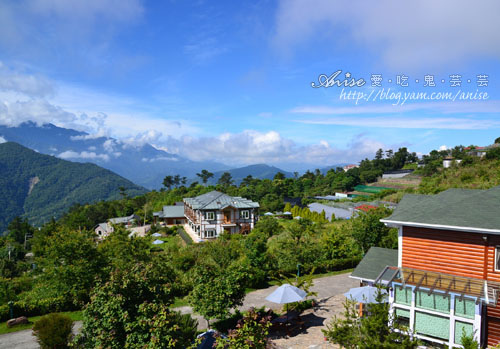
[184, 191, 259, 210]
[382, 185, 500, 232]
[351, 247, 398, 282]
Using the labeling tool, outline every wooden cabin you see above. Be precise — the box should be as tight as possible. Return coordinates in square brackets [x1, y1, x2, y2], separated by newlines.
[376, 186, 500, 347]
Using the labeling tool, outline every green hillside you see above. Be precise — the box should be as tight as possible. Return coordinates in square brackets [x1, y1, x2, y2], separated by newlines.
[0, 142, 147, 231]
[419, 158, 500, 194]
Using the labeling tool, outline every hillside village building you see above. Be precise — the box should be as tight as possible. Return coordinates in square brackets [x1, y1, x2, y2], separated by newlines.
[94, 214, 141, 239]
[183, 191, 259, 239]
[353, 186, 500, 347]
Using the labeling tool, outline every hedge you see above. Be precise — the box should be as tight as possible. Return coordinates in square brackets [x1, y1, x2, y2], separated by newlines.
[178, 228, 193, 245]
[0, 296, 78, 322]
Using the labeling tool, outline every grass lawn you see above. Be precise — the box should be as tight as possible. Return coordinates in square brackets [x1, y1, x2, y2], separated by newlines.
[0, 310, 83, 335]
[171, 297, 189, 308]
[151, 235, 182, 251]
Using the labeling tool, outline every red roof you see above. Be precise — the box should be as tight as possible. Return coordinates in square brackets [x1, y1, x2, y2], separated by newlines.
[355, 204, 377, 212]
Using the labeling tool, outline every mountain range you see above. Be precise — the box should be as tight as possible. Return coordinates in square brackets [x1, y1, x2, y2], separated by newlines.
[0, 142, 147, 232]
[203, 164, 294, 185]
[0, 122, 228, 189]
[0, 122, 348, 189]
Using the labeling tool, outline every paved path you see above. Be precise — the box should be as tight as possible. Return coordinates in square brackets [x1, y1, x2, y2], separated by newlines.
[0, 272, 356, 348]
[177, 272, 358, 330]
[0, 322, 82, 349]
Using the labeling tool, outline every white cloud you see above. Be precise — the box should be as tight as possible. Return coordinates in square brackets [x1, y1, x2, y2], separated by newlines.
[0, 135, 6, 143]
[0, 0, 144, 48]
[0, 62, 54, 97]
[28, 0, 143, 23]
[272, 0, 500, 69]
[439, 145, 448, 151]
[58, 150, 110, 162]
[163, 130, 385, 166]
[291, 101, 500, 115]
[183, 36, 227, 65]
[141, 156, 179, 163]
[294, 115, 500, 130]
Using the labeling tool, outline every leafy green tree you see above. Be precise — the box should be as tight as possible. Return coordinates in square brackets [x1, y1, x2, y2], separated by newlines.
[351, 207, 395, 253]
[273, 172, 286, 180]
[7, 217, 34, 246]
[252, 216, 282, 237]
[243, 231, 269, 287]
[217, 172, 234, 187]
[486, 147, 500, 160]
[79, 262, 194, 348]
[163, 175, 174, 190]
[240, 175, 254, 187]
[189, 263, 246, 326]
[215, 308, 272, 349]
[30, 228, 105, 306]
[495, 137, 500, 144]
[196, 169, 214, 184]
[323, 290, 420, 348]
[97, 227, 152, 272]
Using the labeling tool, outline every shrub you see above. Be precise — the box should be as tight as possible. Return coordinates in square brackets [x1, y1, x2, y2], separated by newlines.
[32, 313, 73, 349]
[178, 228, 193, 245]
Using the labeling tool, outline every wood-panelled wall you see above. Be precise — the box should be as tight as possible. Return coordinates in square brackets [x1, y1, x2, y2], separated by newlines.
[402, 226, 500, 281]
[402, 226, 500, 346]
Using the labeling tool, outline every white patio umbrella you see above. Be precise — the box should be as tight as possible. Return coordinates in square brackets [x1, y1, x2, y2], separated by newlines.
[264, 212, 274, 216]
[152, 232, 162, 237]
[344, 286, 387, 304]
[266, 284, 307, 304]
[152, 239, 164, 245]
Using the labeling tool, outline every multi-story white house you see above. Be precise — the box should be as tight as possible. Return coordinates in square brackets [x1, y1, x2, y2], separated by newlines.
[183, 191, 259, 239]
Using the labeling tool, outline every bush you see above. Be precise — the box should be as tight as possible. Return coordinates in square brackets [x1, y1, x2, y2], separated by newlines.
[32, 313, 73, 349]
[0, 296, 74, 322]
[178, 228, 193, 245]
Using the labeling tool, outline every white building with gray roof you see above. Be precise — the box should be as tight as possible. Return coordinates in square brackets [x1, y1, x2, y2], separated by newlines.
[184, 190, 259, 239]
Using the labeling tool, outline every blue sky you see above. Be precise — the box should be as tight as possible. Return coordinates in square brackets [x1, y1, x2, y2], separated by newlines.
[0, 0, 499, 170]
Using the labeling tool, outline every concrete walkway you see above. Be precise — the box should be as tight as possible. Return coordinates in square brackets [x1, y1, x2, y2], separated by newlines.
[0, 322, 82, 349]
[177, 272, 357, 330]
[0, 272, 357, 348]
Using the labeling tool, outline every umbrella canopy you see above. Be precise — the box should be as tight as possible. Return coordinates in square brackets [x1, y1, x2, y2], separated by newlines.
[264, 212, 274, 216]
[283, 211, 292, 215]
[344, 286, 387, 304]
[265, 284, 307, 304]
[152, 239, 164, 245]
[152, 232, 162, 237]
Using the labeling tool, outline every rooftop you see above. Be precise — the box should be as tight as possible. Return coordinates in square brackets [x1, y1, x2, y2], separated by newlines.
[351, 247, 398, 282]
[153, 205, 185, 218]
[184, 190, 259, 210]
[109, 214, 139, 225]
[382, 186, 500, 233]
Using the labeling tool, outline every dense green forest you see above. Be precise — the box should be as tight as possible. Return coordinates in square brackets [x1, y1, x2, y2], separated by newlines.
[0, 142, 147, 232]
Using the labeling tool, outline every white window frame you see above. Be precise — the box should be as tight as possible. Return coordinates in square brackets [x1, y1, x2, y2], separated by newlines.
[205, 229, 216, 238]
[205, 211, 215, 221]
[240, 210, 250, 219]
[495, 246, 500, 272]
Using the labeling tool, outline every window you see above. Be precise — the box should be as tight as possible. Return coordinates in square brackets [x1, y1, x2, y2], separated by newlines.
[496, 246, 500, 271]
[240, 210, 250, 219]
[394, 308, 410, 327]
[205, 211, 215, 221]
[205, 229, 216, 238]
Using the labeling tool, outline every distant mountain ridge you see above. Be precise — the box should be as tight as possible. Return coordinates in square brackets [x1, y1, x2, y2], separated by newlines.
[0, 122, 228, 189]
[0, 142, 147, 231]
[206, 164, 294, 184]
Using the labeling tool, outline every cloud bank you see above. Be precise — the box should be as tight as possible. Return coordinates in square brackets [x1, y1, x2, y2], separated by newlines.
[273, 0, 500, 69]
